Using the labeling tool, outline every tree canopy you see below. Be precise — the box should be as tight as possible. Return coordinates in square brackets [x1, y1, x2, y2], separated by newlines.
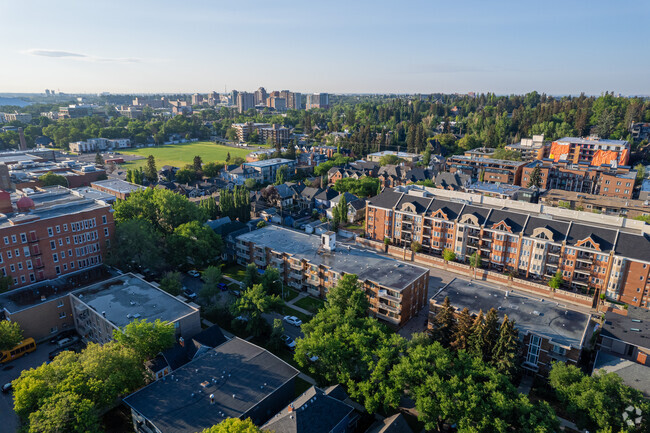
[0, 320, 23, 351]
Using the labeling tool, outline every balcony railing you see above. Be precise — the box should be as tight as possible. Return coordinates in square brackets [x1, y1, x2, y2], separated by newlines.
[378, 301, 401, 313]
[378, 289, 401, 303]
[288, 281, 302, 289]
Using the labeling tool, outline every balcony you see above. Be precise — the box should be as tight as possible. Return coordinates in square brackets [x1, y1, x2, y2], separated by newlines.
[34, 260, 45, 269]
[254, 258, 266, 266]
[378, 289, 401, 303]
[289, 270, 303, 279]
[31, 247, 42, 256]
[289, 262, 303, 271]
[237, 252, 250, 260]
[401, 224, 413, 233]
[271, 256, 283, 265]
[467, 240, 479, 248]
[376, 311, 400, 325]
[378, 301, 401, 313]
[288, 281, 302, 290]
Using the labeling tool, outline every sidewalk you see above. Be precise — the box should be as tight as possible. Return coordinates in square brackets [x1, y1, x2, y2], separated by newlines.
[222, 275, 315, 316]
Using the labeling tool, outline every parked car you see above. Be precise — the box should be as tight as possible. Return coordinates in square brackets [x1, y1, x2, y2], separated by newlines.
[49, 330, 77, 345]
[57, 336, 79, 348]
[187, 270, 200, 278]
[307, 352, 319, 362]
[281, 334, 296, 349]
[1, 382, 12, 393]
[183, 287, 197, 300]
[230, 289, 241, 298]
[217, 283, 228, 292]
[283, 315, 302, 327]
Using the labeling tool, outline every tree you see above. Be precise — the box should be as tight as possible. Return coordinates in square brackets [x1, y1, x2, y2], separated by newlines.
[451, 307, 473, 351]
[491, 315, 519, 376]
[550, 362, 650, 433]
[324, 273, 369, 318]
[226, 152, 231, 163]
[203, 161, 221, 178]
[267, 319, 285, 352]
[107, 219, 165, 273]
[193, 155, 203, 174]
[468, 310, 486, 358]
[469, 251, 482, 278]
[379, 154, 400, 166]
[39, 171, 67, 187]
[548, 270, 563, 290]
[256, 220, 267, 229]
[635, 163, 646, 185]
[334, 177, 381, 198]
[159, 271, 182, 296]
[144, 155, 157, 183]
[200, 265, 222, 303]
[201, 418, 262, 433]
[175, 167, 196, 184]
[230, 284, 282, 337]
[410, 241, 422, 253]
[527, 165, 542, 188]
[429, 297, 455, 347]
[260, 266, 282, 296]
[481, 308, 500, 362]
[275, 164, 288, 185]
[242, 263, 260, 289]
[113, 318, 175, 362]
[0, 320, 23, 351]
[94, 152, 104, 166]
[167, 220, 223, 268]
[442, 248, 456, 263]
[492, 148, 522, 161]
[244, 178, 257, 189]
[336, 193, 348, 225]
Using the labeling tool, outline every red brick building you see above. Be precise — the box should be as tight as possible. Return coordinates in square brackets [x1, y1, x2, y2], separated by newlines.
[0, 186, 114, 289]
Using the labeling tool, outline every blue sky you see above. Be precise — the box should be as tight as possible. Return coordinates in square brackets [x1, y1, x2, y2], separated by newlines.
[1, 0, 648, 95]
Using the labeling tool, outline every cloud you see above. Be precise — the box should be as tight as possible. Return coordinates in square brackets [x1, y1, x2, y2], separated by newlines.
[24, 49, 140, 63]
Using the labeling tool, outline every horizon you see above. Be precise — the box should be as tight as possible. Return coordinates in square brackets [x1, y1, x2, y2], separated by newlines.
[1, 0, 648, 95]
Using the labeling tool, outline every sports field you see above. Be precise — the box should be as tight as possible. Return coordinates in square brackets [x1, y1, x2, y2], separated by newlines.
[118, 141, 252, 168]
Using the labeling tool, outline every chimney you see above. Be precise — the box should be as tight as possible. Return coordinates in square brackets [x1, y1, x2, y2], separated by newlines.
[288, 404, 294, 413]
[179, 337, 185, 347]
[210, 394, 215, 404]
[18, 128, 27, 151]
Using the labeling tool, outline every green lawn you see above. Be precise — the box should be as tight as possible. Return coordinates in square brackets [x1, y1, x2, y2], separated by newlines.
[221, 264, 247, 282]
[282, 287, 300, 302]
[279, 305, 312, 324]
[293, 296, 326, 314]
[119, 141, 251, 168]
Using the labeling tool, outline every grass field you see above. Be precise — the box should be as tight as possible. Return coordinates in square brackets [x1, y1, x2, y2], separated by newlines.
[293, 296, 326, 314]
[119, 141, 252, 168]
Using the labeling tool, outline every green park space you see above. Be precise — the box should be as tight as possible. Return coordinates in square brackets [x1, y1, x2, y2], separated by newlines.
[119, 141, 251, 168]
[293, 295, 326, 314]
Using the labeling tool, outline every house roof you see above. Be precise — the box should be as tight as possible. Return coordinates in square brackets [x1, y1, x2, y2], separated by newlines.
[124, 338, 299, 433]
[366, 189, 403, 210]
[601, 307, 650, 351]
[315, 188, 339, 201]
[566, 223, 617, 252]
[485, 209, 528, 233]
[262, 386, 354, 433]
[365, 414, 414, 433]
[330, 191, 358, 205]
[592, 352, 650, 398]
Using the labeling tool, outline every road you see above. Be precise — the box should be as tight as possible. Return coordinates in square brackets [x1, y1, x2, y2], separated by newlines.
[263, 312, 304, 342]
[0, 342, 54, 433]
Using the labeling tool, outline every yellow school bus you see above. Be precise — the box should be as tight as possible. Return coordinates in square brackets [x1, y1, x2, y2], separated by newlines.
[0, 338, 36, 363]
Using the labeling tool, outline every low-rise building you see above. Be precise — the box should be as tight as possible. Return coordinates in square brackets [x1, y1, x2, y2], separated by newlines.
[549, 136, 630, 166]
[592, 352, 650, 397]
[598, 307, 650, 366]
[540, 189, 650, 219]
[91, 179, 145, 200]
[124, 338, 300, 433]
[445, 155, 526, 185]
[259, 124, 290, 146]
[429, 278, 592, 375]
[232, 122, 272, 142]
[367, 150, 421, 163]
[236, 226, 429, 327]
[505, 135, 549, 161]
[69, 273, 201, 344]
[243, 158, 296, 183]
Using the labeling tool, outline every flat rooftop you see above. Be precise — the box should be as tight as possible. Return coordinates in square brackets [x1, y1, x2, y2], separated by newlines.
[237, 226, 428, 291]
[124, 338, 299, 433]
[434, 278, 591, 349]
[593, 351, 650, 397]
[91, 178, 145, 195]
[72, 186, 116, 202]
[71, 273, 197, 328]
[368, 150, 419, 158]
[601, 307, 650, 350]
[447, 155, 526, 168]
[244, 158, 294, 168]
[556, 137, 628, 146]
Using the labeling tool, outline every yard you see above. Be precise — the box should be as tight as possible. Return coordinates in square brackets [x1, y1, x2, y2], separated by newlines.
[279, 305, 312, 324]
[293, 296, 326, 314]
[119, 141, 251, 168]
[221, 263, 248, 282]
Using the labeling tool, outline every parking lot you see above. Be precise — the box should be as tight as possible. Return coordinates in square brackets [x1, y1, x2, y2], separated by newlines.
[0, 342, 53, 433]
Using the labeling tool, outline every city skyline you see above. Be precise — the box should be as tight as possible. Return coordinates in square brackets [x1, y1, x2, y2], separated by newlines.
[1, 0, 648, 95]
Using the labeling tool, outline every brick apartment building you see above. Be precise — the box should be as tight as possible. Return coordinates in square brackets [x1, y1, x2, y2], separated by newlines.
[0, 186, 114, 290]
[236, 226, 429, 327]
[504, 135, 550, 161]
[548, 136, 630, 166]
[445, 155, 526, 185]
[429, 279, 591, 375]
[520, 160, 637, 199]
[365, 186, 650, 308]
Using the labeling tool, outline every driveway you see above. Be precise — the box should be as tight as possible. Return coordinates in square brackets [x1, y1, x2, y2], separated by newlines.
[0, 342, 53, 432]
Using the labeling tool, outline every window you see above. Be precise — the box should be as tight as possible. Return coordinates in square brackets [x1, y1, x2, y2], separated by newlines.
[58, 312, 66, 319]
[3, 236, 8, 245]
[20, 233, 27, 243]
[11, 235, 17, 243]
[29, 273, 35, 282]
[55, 266, 61, 275]
[58, 239, 63, 246]
[66, 237, 70, 245]
[552, 345, 566, 356]
[7, 251, 12, 259]
[48, 227, 53, 237]
[17, 262, 23, 270]
[50, 240, 56, 250]
[20, 275, 25, 283]
[102, 215, 107, 224]
[63, 224, 68, 231]
[526, 335, 541, 366]
[50, 327, 58, 334]
[57, 300, 64, 307]
[53, 253, 58, 263]
[56, 225, 61, 233]
[10, 264, 15, 272]
[23, 246, 30, 257]
[26, 260, 32, 270]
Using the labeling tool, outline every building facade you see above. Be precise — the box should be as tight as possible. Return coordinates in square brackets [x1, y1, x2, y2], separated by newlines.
[305, 93, 330, 109]
[242, 158, 296, 183]
[548, 136, 630, 166]
[237, 92, 255, 113]
[445, 155, 526, 185]
[236, 226, 429, 327]
[365, 186, 650, 308]
[505, 135, 549, 161]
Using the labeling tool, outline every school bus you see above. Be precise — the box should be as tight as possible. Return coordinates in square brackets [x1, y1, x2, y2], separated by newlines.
[0, 338, 36, 363]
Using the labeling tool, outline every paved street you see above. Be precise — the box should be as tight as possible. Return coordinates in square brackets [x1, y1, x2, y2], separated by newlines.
[263, 312, 304, 341]
[0, 342, 54, 433]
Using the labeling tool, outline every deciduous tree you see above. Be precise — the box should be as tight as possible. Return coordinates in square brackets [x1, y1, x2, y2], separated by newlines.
[0, 320, 23, 351]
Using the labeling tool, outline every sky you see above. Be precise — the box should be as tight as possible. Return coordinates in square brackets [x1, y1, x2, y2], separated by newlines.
[1, 0, 648, 95]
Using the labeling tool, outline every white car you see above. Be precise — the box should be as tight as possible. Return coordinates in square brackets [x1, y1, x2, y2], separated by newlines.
[307, 352, 319, 362]
[281, 334, 296, 349]
[187, 270, 200, 278]
[283, 315, 302, 326]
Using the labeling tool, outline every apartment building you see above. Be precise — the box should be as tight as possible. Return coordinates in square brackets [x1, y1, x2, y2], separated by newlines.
[231, 122, 272, 142]
[10, 161, 107, 189]
[242, 158, 296, 183]
[540, 189, 650, 219]
[445, 155, 526, 184]
[237, 92, 255, 113]
[305, 93, 330, 109]
[429, 279, 591, 375]
[236, 226, 429, 327]
[520, 160, 636, 199]
[69, 137, 131, 153]
[505, 135, 549, 161]
[259, 124, 290, 145]
[365, 186, 650, 308]
[0, 112, 32, 123]
[90, 179, 145, 200]
[367, 150, 421, 163]
[549, 136, 630, 166]
[0, 186, 114, 291]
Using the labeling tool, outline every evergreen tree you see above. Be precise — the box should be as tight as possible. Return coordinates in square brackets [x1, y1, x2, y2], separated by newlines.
[430, 297, 455, 347]
[337, 193, 348, 225]
[144, 155, 157, 183]
[527, 165, 542, 188]
[451, 307, 473, 351]
[482, 308, 500, 362]
[94, 152, 104, 166]
[226, 152, 231, 163]
[468, 310, 486, 357]
[491, 315, 519, 376]
[193, 155, 203, 174]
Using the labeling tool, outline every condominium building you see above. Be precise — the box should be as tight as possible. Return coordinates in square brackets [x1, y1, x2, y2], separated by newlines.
[520, 160, 636, 199]
[69, 137, 131, 153]
[242, 158, 296, 183]
[0, 186, 114, 290]
[429, 279, 591, 376]
[540, 189, 650, 219]
[367, 150, 421, 163]
[231, 122, 271, 142]
[365, 185, 650, 308]
[0, 112, 33, 123]
[255, 87, 268, 105]
[445, 155, 526, 184]
[259, 124, 290, 145]
[236, 226, 429, 327]
[549, 136, 630, 166]
[237, 92, 255, 113]
[505, 135, 550, 161]
[305, 93, 330, 109]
